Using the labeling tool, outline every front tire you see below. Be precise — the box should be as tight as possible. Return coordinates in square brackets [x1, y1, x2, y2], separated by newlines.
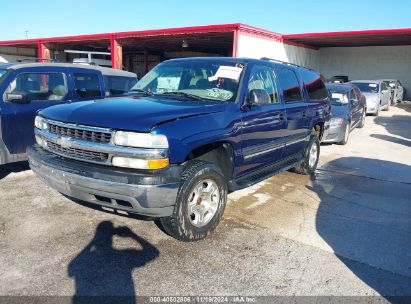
[358, 110, 366, 128]
[293, 135, 320, 175]
[159, 160, 227, 242]
[338, 121, 350, 145]
[384, 101, 390, 111]
[374, 104, 381, 116]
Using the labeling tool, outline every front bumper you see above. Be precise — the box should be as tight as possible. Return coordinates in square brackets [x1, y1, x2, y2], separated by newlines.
[322, 124, 346, 143]
[28, 145, 182, 217]
[366, 102, 378, 114]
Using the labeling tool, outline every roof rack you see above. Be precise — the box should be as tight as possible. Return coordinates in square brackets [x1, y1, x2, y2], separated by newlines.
[15, 58, 59, 63]
[260, 57, 311, 70]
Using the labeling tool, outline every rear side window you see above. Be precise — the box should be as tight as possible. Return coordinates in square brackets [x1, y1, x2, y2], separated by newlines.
[73, 73, 102, 99]
[104, 76, 137, 97]
[353, 87, 362, 100]
[300, 69, 328, 101]
[276, 68, 303, 102]
[350, 89, 357, 100]
[5, 72, 68, 102]
[247, 65, 279, 104]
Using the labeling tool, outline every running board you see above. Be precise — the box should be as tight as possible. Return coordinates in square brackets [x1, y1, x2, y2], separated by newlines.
[229, 153, 303, 191]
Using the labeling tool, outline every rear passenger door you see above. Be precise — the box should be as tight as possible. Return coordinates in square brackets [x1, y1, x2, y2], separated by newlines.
[276, 67, 309, 158]
[1, 69, 70, 154]
[239, 64, 286, 176]
[380, 82, 390, 107]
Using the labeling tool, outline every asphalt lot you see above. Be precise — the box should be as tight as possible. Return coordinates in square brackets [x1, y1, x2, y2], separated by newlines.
[0, 103, 410, 300]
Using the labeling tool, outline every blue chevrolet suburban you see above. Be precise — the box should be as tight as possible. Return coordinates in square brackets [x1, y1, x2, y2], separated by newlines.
[0, 63, 136, 164]
[28, 57, 330, 241]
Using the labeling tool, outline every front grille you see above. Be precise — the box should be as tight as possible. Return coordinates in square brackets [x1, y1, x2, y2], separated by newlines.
[47, 141, 109, 162]
[48, 123, 112, 143]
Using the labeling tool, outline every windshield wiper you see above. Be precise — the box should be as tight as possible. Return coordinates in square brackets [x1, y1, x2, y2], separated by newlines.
[158, 91, 204, 101]
[129, 89, 153, 96]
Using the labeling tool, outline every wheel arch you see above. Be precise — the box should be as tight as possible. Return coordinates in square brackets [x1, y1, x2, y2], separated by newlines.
[184, 141, 235, 181]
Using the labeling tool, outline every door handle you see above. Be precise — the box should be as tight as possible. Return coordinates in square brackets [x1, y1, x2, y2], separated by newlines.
[302, 111, 308, 118]
[279, 113, 285, 121]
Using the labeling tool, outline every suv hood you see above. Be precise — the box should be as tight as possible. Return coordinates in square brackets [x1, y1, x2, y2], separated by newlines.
[40, 96, 228, 132]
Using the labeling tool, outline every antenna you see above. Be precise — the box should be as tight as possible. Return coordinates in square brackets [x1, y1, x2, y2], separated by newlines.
[25, 30, 29, 39]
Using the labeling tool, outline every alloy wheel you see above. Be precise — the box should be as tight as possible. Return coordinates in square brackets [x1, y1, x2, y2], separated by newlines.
[187, 179, 220, 227]
[308, 142, 318, 169]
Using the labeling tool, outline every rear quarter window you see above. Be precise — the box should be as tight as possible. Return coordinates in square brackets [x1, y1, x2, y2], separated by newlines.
[300, 69, 328, 101]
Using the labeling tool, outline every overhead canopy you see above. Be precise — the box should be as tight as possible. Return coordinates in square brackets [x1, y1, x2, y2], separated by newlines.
[283, 28, 411, 48]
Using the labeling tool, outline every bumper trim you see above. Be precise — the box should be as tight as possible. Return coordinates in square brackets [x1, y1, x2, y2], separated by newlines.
[28, 146, 180, 217]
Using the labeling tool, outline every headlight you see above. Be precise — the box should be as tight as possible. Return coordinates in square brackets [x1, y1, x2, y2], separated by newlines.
[34, 116, 48, 130]
[113, 131, 169, 149]
[112, 156, 169, 170]
[330, 117, 345, 127]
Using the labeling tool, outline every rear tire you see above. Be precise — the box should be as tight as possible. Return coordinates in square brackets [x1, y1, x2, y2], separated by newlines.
[293, 135, 320, 175]
[159, 160, 227, 242]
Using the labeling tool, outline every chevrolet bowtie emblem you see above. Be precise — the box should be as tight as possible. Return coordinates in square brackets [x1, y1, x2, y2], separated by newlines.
[59, 136, 72, 149]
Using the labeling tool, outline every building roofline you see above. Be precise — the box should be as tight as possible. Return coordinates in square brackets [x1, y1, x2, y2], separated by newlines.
[283, 27, 411, 39]
[0, 23, 245, 46]
[1, 24, 411, 49]
[0, 23, 285, 46]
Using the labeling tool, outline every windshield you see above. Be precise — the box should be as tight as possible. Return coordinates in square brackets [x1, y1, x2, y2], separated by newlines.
[352, 82, 379, 93]
[131, 60, 244, 102]
[329, 91, 348, 106]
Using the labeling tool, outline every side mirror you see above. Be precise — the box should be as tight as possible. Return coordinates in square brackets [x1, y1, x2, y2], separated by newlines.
[246, 89, 270, 106]
[4, 92, 29, 104]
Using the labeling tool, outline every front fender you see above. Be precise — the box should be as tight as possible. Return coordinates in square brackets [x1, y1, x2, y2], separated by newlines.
[154, 104, 242, 164]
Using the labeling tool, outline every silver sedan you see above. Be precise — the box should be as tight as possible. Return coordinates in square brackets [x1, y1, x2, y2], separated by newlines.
[350, 80, 391, 116]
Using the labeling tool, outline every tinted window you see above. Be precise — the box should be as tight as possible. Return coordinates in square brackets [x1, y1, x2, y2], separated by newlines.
[350, 89, 357, 100]
[300, 69, 328, 101]
[381, 82, 387, 91]
[104, 76, 137, 96]
[276, 68, 302, 102]
[5, 72, 68, 102]
[353, 87, 362, 100]
[73, 73, 101, 99]
[247, 65, 279, 104]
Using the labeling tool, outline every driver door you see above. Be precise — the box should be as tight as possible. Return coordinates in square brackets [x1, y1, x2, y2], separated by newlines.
[1, 70, 70, 154]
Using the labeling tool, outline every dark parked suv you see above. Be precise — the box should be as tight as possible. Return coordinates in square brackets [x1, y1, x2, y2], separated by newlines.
[28, 57, 330, 241]
[0, 63, 136, 164]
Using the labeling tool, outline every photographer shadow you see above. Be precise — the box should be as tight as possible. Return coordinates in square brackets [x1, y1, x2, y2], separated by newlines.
[68, 221, 160, 304]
